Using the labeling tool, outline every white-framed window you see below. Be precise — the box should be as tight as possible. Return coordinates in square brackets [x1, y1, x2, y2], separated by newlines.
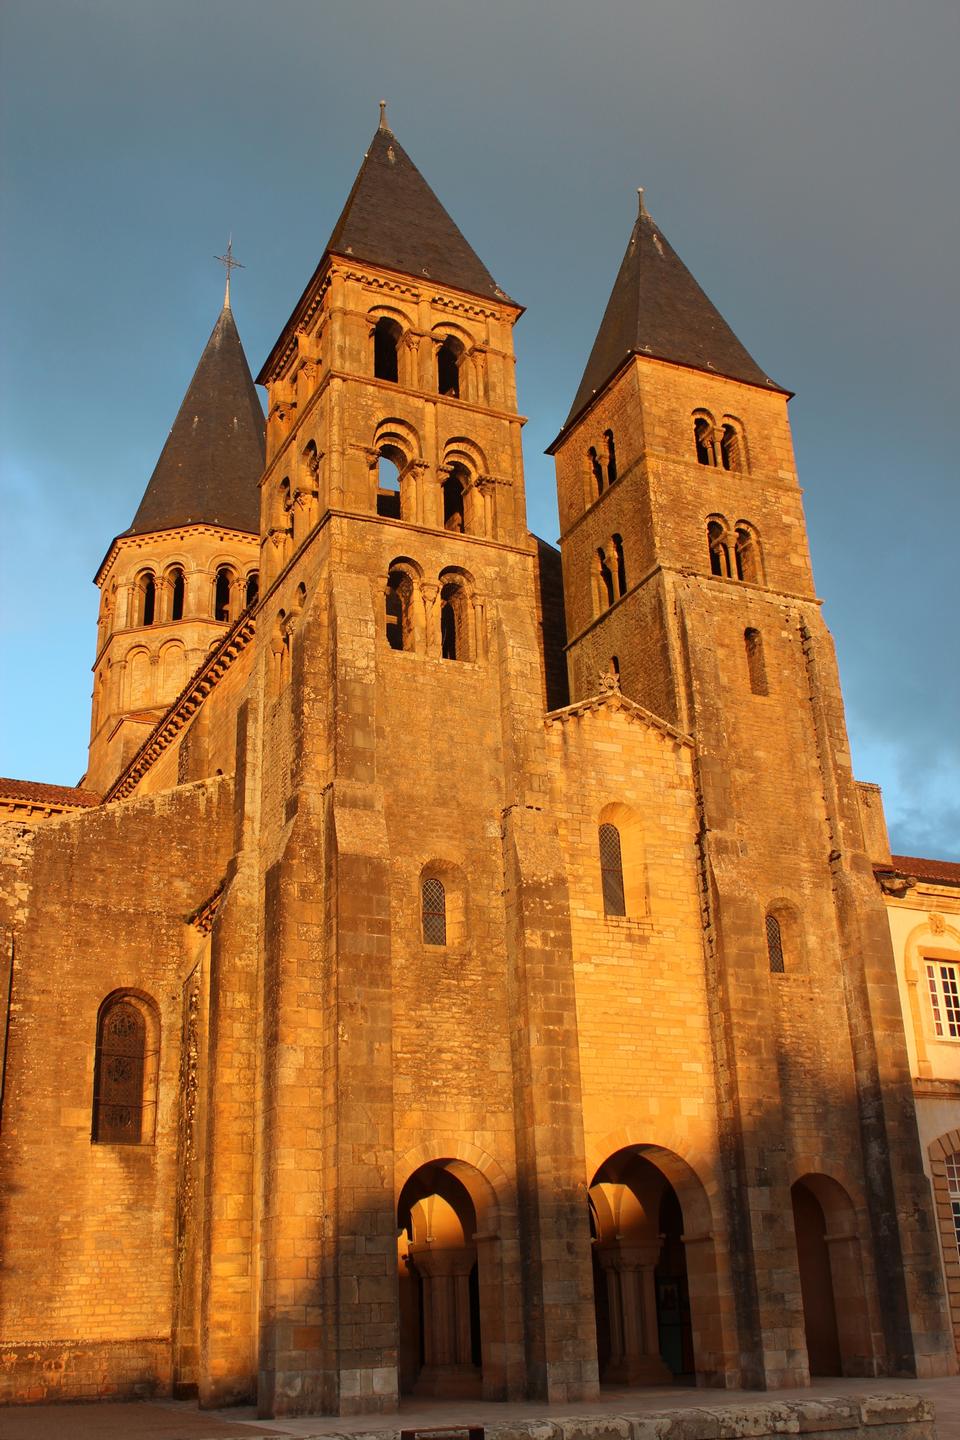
[945, 1152, 960, 1259]
[925, 959, 960, 1039]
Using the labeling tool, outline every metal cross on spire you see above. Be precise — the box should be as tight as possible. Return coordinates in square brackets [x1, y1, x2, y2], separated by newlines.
[214, 236, 244, 308]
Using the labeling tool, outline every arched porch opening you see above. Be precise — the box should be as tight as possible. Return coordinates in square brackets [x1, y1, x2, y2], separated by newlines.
[397, 1158, 507, 1400]
[791, 1173, 873, 1376]
[589, 1145, 724, 1386]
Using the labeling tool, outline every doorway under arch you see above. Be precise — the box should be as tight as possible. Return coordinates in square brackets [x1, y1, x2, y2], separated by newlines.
[589, 1145, 724, 1387]
[791, 1174, 873, 1377]
[397, 1158, 508, 1400]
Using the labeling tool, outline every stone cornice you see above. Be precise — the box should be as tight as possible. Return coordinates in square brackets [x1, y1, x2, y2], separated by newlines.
[105, 613, 256, 804]
[95, 522, 258, 588]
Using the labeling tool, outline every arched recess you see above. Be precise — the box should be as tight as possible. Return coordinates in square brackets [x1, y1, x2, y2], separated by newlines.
[733, 521, 764, 584]
[791, 1173, 874, 1376]
[419, 858, 467, 947]
[441, 437, 489, 536]
[373, 417, 422, 522]
[384, 556, 423, 653]
[91, 989, 160, 1144]
[928, 1130, 960, 1356]
[598, 802, 647, 918]
[437, 565, 479, 663]
[589, 1144, 726, 1386]
[159, 640, 186, 697]
[126, 647, 152, 708]
[397, 1156, 511, 1400]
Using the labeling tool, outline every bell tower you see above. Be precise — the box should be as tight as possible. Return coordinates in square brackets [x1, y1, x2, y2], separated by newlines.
[549, 193, 954, 1383]
[86, 280, 264, 793]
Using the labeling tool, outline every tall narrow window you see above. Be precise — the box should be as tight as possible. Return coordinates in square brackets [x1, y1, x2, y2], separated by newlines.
[169, 567, 185, 621]
[694, 417, 715, 466]
[442, 467, 466, 532]
[214, 566, 233, 622]
[766, 914, 785, 973]
[385, 567, 414, 651]
[945, 1153, 960, 1258]
[377, 449, 403, 519]
[708, 521, 731, 578]
[735, 525, 761, 583]
[92, 999, 147, 1144]
[744, 627, 768, 695]
[588, 447, 604, 498]
[437, 336, 463, 398]
[612, 534, 627, 597]
[598, 823, 626, 917]
[926, 961, 960, 1039]
[440, 588, 459, 659]
[720, 424, 741, 472]
[373, 317, 401, 382]
[597, 548, 615, 608]
[604, 429, 617, 484]
[245, 571, 259, 608]
[140, 572, 156, 626]
[422, 877, 447, 945]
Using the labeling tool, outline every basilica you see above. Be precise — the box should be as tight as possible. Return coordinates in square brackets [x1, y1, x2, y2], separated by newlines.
[0, 115, 956, 1414]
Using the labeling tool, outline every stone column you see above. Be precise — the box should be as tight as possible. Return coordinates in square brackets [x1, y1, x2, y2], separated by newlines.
[598, 1243, 671, 1385]
[411, 1246, 481, 1399]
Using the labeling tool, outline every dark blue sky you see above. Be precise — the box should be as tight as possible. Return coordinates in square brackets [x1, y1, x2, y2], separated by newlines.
[1, 0, 957, 858]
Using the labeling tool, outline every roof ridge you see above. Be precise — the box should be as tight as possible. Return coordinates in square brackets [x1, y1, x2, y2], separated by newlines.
[546, 687, 692, 746]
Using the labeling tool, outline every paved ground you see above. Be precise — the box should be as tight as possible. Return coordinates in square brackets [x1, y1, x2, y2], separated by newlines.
[4, 1376, 960, 1440]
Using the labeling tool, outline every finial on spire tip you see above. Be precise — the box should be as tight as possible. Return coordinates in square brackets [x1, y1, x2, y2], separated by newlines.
[215, 235, 245, 309]
[637, 187, 646, 217]
[379, 99, 388, 130]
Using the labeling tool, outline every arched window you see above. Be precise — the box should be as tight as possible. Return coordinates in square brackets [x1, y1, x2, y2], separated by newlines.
[744, 628, 768, 695]
[138, 571, 156, 626]
[385, 566, 415, 651]
[612, 534, 627, 597]
[707, 520, 731, 578]
[694, 416, 716, 466]
[597, 548, 615, 609]
[598, 823, 626, 917]
[588, 447, 604, 498]
[92, 996, 156, 1144]
[373, 317, 401, 382]
[377, 448, 403, 519]
[214, 566, 234, 622]
[437, 335, 463, 398]
[604, 429, 617, 485]
[421, 876, 447, 945]
[245, 571, 259, 608]
[720, 423, 742, 472]
[766, 913, 785, 973]
[440, 579, 470, 661]
[734, 525, 762, 583]
[442, 466, 466, 533]
[168, 567, 185, 621]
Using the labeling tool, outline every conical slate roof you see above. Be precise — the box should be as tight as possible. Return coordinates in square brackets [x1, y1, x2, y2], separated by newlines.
[557, 198, 784, 438]
[325, 120, 510, 302]
[124, 300, 265, 537]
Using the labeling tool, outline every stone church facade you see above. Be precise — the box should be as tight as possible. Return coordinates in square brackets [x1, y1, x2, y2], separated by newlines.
[0, 117, 955, 1414]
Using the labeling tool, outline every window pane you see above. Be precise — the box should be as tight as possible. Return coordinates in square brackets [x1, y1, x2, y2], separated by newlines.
[422, 877, 447, 946]
[94, 1002, 145, 1144]
[766, 914, 784, 973]
[940, 964, 960, 1038]
[599, 823, 625, 917]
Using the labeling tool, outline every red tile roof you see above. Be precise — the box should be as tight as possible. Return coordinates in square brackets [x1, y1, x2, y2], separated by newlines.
[0, 778, 100, 808]
[880, 854, 960, 886]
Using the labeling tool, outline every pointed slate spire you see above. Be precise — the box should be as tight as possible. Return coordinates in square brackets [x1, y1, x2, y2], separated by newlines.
[558, 194, 784, 437]
[324, 117, 510, 302]
[124, 300, 265, 537]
